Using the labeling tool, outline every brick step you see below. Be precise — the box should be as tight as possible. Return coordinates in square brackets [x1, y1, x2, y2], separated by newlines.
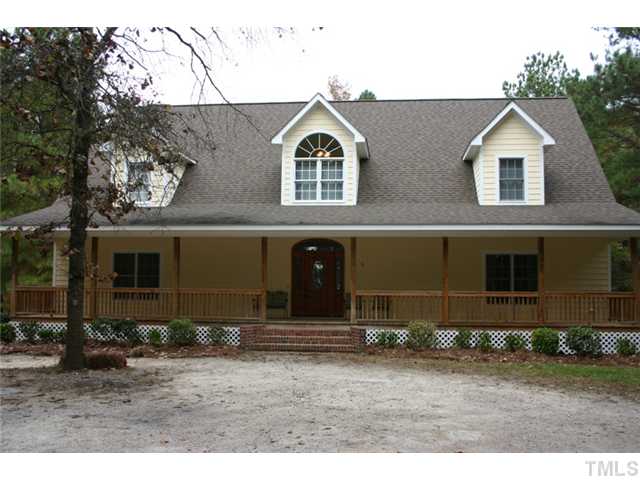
[252, 343, 358, 353]
[255, 335, 353, 345]
[260, 328, 351, 337]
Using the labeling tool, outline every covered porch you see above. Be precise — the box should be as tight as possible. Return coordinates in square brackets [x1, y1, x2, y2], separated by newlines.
[8, 232, 640, 328]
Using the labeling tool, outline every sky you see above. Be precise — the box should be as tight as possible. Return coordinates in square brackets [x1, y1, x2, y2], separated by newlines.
[149, 25, 612, 105]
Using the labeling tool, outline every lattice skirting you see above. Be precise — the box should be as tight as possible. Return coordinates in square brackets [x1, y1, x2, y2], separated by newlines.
[9, 321, 240, 346]
[365, 328, 640, 355]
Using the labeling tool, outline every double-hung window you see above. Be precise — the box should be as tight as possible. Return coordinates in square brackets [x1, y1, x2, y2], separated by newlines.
[486, 253, 538, 304]
[127, 160, 152, 203]
[294, 133, 344, 202]
[498, 157, 525, 202]
[113, 253, 160, 289]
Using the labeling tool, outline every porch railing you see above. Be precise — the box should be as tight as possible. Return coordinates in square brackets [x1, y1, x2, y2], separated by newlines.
[12, 287, 639, 326]
[13, 286, 263, 321]
[355, 290, 638, 327]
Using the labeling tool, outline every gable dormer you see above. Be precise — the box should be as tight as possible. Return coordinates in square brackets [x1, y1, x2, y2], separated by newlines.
[110, 145, 195, 208]
[272, 94, 368, 206]
[463, 102, 556, 206]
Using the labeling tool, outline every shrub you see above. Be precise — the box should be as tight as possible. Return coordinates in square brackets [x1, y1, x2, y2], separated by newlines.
[111, 319, 140, 345]
[148, 329, 163, 347]
[477, 331, 493, 353]
[167, 318, 197, 346]
[0, 312, 10, 323]
[406, 321, 437, 350]
[38, 329, 56, 343]
[90, 317, 140, 344]
[616, 338, 637, 357]
[207, 326, 227, 345]
[454, 328, 472, 349]
[18, 321, 40, 343]
[566, 326, 601, 357]
[531, 328, 559, 355]
[0, 323, 17, 343]
[85, 352, 127, 370]
[504, 333, 526, 352]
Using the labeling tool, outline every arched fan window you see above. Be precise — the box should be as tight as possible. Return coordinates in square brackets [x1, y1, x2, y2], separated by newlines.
[294, 133, 344, 201]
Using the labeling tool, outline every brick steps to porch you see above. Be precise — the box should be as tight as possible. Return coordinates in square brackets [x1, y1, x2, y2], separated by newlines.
[245, 326, 362, 353]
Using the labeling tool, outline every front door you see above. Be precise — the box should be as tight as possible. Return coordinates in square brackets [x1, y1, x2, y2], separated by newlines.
[291, 239, 344, 317]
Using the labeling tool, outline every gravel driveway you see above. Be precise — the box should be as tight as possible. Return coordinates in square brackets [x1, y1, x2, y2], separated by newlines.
[1, 353, 638, 452]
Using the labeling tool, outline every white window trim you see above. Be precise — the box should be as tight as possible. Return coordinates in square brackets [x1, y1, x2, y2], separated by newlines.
[292, 157, 346, 204]
[125, 159, 156, 207]
[482, 251, 538, 291]
[496, 155, 528, 205]
[112, 251, 162, 288]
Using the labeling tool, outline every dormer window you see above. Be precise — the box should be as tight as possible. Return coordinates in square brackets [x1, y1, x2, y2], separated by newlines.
[294, 133, 344, 202]
[127, 160, 152, 203]
[498, 157, 525, 202]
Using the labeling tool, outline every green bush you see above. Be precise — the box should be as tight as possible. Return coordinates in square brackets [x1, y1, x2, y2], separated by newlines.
[477, 331, 493, 353]
[454, 328, 472, 349]
[616, 338, 637, 357]
[89, 317, 140, 344]
[566, 326, 601, 357]
[0, 312, 10, 323]
[406, 321, 437, 350]
[375, 331, 399, 348]
[0, 323, 17, 343]
[53, 328, 66, 344]
[148, 329, 163, 347]
[167, 318, 197, 346]
[207, 326, 227, 345]
[38, 329, 56, 343]
[504, 333, 526, 352]
[531, 328, 559, 355]
[18, 321, 40, 343]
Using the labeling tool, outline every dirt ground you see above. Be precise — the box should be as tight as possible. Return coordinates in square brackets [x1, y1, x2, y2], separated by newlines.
[1, 353, 639, 452]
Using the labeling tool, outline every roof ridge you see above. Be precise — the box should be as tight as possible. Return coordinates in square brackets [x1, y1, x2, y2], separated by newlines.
[168, 96, 568, 108]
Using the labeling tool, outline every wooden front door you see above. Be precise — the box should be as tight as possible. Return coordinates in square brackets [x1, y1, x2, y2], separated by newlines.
[291, 239, 344, 317]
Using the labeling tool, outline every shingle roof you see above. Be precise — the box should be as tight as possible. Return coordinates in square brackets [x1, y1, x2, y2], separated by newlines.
[4, 97, 640, 228]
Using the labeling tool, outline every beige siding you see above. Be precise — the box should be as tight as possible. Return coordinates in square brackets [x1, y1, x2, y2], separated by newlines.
[281, 104, 357, 205]
[480, 112, 544, 205]
[67, 236, 610, 312]
[52, 239, 69, 287]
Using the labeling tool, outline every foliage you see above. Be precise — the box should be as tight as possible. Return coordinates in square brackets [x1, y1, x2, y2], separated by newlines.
[53, 328, 67, 344]
[327, 75, 351, 100]
[18, 321, 40, 343]
[0, 323, 17, 343]
[358, 89, 376, 100]
[531, 328, 560, 355]
[38, 328, 56, 343]
[90, 317, 140, 344]
[504, 333, 526, 352]
[616, 338, 637, 356]
[376, 330, 400, 348]
[477, 331, 493, 353]
[406, 321, 437, 350]
[566, 326, 601, 357]
[207, 326, 227, 345]
[148, 328, 163, 347]
[454, 328, 472, 349]
[502, 51, 580, 98]
[85, 351, 127, 370]
[167, 318, 197, 346]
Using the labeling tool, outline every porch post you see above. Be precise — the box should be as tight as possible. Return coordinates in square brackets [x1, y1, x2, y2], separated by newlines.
[173, 237, 181, 318]
[350, 237, 357, 324]
[441, 237, 449, 324]
[90, 236, 99, 320]
[10, 236, 19, 318]
[261, 237, 268, 321]
[631, 237, 639, 321]
[537, 237, 545, 324]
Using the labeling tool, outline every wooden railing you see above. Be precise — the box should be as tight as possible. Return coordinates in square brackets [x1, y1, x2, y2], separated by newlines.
[356, 291, 442, 323]
[356, 290, 638, 327]
[14, 287, 263, 322]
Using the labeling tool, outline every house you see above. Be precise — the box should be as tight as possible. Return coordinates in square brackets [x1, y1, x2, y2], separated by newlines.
[3, 94, 640, 342]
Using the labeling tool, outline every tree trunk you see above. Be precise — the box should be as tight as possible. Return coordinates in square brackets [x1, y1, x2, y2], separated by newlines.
[61, 31, 95, 370]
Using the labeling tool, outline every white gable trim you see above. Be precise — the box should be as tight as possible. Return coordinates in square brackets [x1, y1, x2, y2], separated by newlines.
[271, 93, 366, 145]
[463, 101, 556, 160]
